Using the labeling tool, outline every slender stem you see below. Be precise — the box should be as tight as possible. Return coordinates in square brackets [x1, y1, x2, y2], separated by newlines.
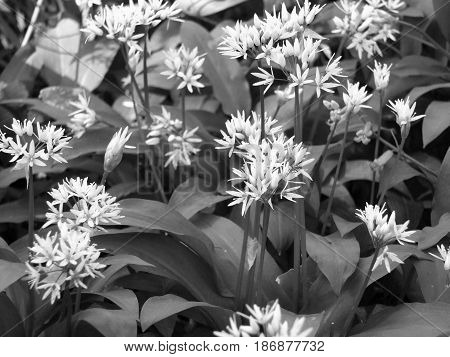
[21, 0, 44, 48]
[143, 30, 150, 110]
[246, 202, 262, 305]
[294, 86, 307, 312]
[321, 110, 351, 235]
[255, 204, 270, 305]
[120, 45, 167, 203]
[343, 246, 380, 335]
[181, 90, 186, 131]
[258, 60, 266, 140]
[336, 35, 348, 58]
[314, 121, 338, 199]
[100, 171, 108, 186]
[378, 138, 405, 205]
[378, 137, 437, 177]
[235, 212, 251, 311]
[370, 90, 384, 204]
[27, 166, 35, 336]
[74, 287, 82, 315]
[65, 286, 72, 337]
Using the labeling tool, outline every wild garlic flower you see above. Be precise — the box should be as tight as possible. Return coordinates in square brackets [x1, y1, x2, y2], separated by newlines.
[0, 119, 71, 185]
[343, 81, 373, 114]
[370, 61, 392, 91]
[68, 91, 96, 138]
[145, 107, 202, 168]
[228, 134, 313, 215]
[373, 245, 404, 272]
[161, 45, 205, 93]
[104, 127, 134, 173]
[214, 300, 314, 337]
[333, 0, 403, 59]
[429, 244, 450, 271]
[354, 121, 373, 145]
[25, 222, 106, 304]
[387, 97, 425, 129]
[356, 203, 415, 248]
[214, 111, 282, 158]
[81, 0, 182, 55]
[43, 177, 122, 232]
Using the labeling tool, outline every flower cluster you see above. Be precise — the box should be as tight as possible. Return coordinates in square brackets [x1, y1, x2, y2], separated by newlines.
[356, 203, 415, 271]
[387, 97, 425, 139]
[0, 119, 71, 185]
[82, 0, 182, 57]
[219, 1, 345, 97]
[43, 177, 123, 232]
[68, 91, 97, 138]
[214, 300, 314, 337]
[429, 244, 450, 271]
[333, 0, 404, 58]
[161, 45, 205, 93]
[25, 222, 106, 304]
[370, 60, 392, 91]
[215, 111, 282, 157]
[145, 107, 202, 168]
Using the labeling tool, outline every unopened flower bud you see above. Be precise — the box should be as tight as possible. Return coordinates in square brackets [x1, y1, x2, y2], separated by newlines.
[104, 127, 133, 173]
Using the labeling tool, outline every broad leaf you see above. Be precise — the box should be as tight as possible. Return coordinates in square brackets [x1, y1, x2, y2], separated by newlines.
[0, 260, 26, 292]
[74, 308, 137, 337]
[306, 231, 360, 295]
[410, 212, 450, 249]
[432, 147, 450, 224]
[178, 0, 248, 16]
[422, 101, 450, 147]
[0, 294, 26, 336]
[379, 158, 421, 195]
[351, 302, 450, 336]
[140, 294, 231, 331]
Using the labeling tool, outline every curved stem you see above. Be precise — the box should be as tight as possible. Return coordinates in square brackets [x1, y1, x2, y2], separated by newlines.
[321, 110, 351, 235]
[100, 171, 108, 187]
[21, 0, 44, 48]
[235, 212, 251, 311]
[256, 204, 270, 305]
[370, 90, 384, 204]
[343, 246, 380, 335]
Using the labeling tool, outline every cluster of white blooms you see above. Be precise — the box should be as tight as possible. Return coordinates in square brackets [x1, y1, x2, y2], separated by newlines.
[323, 99, 346, 127]
[343, 81, 373, 114]
[0, 119, 71, 185]
[227, 134, 313, 214]
[215, 300, 314, 337]
[81, 0, 182, 59]
[387, 97, 425, 138]
[356, 203, 415, 271]
[333, 0, 405, 58]
[219, 1, 345, 97]
[25, 222, 106, 304]
[354, 121, 373, 145]
[161, 45, 205, 93]
[43, 177, 123, 232]
[215, 111, 282, 157]
[145, 107, 201, 168]
[68, 91, 96, 138]
[429, 244, 450, 271]
[370, 60, 392, 91]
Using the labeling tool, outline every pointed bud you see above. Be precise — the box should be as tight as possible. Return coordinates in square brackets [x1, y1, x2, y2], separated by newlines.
[104, 127, 133, 173]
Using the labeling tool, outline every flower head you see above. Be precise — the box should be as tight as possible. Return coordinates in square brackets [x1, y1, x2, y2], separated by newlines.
[161, 45, 205, 93]
[370, 61, 392, 90]
[104, 127, 134, 173]
[0, 119, 71, 186]
[387, 97, 425, 128]
[354, 121, 373, 145]
[214, 300, 314, 337]
[25, 222, 106, 304]
[43, 177, 123, 232]
[68, 91, 96, 138]
[343, 81, 372, 114]
[429, 244, 450, 271]
[356, 203, 415, 247]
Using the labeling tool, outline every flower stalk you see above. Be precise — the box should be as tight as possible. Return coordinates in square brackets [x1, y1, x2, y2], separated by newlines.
[370, 89, 384, 204]
[294, 86, 307, 312]
[321, 109, 351, 235]
[255, 203, 271, 305]
[235, 211, 251, 311]
[27, 166, 35, 336]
